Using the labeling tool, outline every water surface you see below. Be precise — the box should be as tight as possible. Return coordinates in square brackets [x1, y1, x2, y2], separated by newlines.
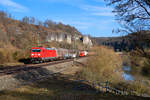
[122, 66, 134, 81]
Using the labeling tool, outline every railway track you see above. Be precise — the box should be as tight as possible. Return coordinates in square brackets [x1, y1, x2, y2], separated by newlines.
[0, 57, 88, 91]
[0, 56, 89, 76]
[0, 58, 76, 76]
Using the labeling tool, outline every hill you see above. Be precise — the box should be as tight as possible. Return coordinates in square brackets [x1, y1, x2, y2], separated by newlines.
[0, 11, 82, 48]
[0, 11, 89, 64]
[93, 31, 150, 52]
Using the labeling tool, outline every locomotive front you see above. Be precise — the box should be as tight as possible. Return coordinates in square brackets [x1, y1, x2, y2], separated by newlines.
[30, 47, 43, 62]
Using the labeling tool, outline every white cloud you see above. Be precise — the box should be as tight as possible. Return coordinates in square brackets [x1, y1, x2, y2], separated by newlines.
[45, 0, 84, 6]
[93, 0, 105, 3]
[55, 19, 92, 29]
[68, 21, 92, 29]
[42, 0, 117, 36]
[45, 0, 113, 17]
[81, 5, 114, 17]
[82, 5, 112, 11]
[92, 12, 114, 16]
[0, 0, 28, 12]
[46, 0, 82, 2]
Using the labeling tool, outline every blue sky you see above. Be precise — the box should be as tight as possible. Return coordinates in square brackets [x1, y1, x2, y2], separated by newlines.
[0, 0, 120, 37]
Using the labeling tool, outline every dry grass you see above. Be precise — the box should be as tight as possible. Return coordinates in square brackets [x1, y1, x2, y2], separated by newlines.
[115, 80, 150, 95]
[122, 52, 131, 66]
[129, 50, 150, 77]
[0, 75, 149, 100]
[0, 45, 29, 65]
[80, 46, 123, 83]
[116, 50, 150, 95]
[130, 81, 150, 95]
[0, 58, 149, 100]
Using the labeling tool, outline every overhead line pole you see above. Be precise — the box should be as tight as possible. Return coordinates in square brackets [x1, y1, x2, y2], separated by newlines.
[37, 32, 40, 47]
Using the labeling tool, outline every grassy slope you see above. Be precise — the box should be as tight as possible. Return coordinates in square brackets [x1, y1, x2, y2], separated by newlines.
[0, 65, 149, 100]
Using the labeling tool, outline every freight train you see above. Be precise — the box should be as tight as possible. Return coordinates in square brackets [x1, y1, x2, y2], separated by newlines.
[30, 47, 88, 63]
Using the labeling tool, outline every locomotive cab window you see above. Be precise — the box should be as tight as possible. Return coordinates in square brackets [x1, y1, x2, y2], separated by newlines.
[32, 49, 41, 52]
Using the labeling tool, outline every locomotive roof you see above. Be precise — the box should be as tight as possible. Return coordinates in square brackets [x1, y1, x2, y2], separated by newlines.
[32, 47, 56, 50]
[45, 48, 56, 50]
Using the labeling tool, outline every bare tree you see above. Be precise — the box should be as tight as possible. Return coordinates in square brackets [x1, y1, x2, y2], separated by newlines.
[0, 11, 9, 25]
[105, 0, 150, 57]
[105, 0, 150, 28]
[29, 17, 35, 24]
[44, 19, 56, 28]
[22, 16, 30, 24]
[37, 20, 43, 26]
[0, 11, 7, 19]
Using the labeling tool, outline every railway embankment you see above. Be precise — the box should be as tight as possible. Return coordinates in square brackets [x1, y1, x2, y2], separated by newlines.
[0, 57, 87, 91]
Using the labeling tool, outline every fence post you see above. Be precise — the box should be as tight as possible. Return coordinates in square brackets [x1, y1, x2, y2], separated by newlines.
[122, 89, 124, 95]
[92, 82, 95, 88]
[105, 81, 109, 93]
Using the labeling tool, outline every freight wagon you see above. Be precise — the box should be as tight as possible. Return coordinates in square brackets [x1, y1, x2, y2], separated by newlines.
[30, 47, 88, 63]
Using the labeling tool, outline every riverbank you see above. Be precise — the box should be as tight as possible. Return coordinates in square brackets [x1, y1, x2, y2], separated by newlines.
[120, 53, 150, 95]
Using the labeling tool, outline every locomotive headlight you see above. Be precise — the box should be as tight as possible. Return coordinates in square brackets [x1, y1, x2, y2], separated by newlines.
[32, 54, 34, 56]
[38, 54, 41, 56]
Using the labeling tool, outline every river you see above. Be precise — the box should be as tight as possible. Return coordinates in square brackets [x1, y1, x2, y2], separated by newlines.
[122, 66, 134, 81]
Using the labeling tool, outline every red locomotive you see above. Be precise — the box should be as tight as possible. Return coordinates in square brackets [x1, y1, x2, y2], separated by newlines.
[30, 47, 88, 63]
[30, 47, 75, 63]
[30, 47, 57, 62]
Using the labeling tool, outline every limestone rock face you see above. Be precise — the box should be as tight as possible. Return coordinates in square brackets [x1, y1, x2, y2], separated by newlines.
[83, 36, 93, 46]
[46, 33, 93, 47]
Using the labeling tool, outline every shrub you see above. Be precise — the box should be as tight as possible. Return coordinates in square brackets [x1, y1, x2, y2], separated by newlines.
[12, 51, 23, 61]
[130, 50, 150, 77]
[0, 48, 13, 64]
[122, 53, 131, 66]
[0, 45, 29, 64]
[80, 46, 123, 83]
[130, 81, 148, 95]
[114, 80, 150, 95]
[0, 50, 5, 64]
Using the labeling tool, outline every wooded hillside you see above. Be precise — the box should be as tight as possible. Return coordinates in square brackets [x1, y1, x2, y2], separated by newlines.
[0, 11, 84, 64]
[93, 31, 150, 52]
[0, 11, 82, 49]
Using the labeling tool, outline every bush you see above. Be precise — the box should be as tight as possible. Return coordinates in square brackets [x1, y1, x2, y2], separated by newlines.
[0, 50, 5, 64]
[80, 46, 123, 83]
[114, 80, 150, 95]
[130, 50, 150, 77]
[0, 46, 29, 64]
[122, 53, 131, 66]
[12, 51, 23, 61]
[0, 48, 15, 63]
[130, 81, 148, 95]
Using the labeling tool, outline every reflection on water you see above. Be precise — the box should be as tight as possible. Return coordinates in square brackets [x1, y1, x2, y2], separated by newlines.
[122, 66, 131, 71]
[122, 66, 134, 81]
[122, 73, 134, 81]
